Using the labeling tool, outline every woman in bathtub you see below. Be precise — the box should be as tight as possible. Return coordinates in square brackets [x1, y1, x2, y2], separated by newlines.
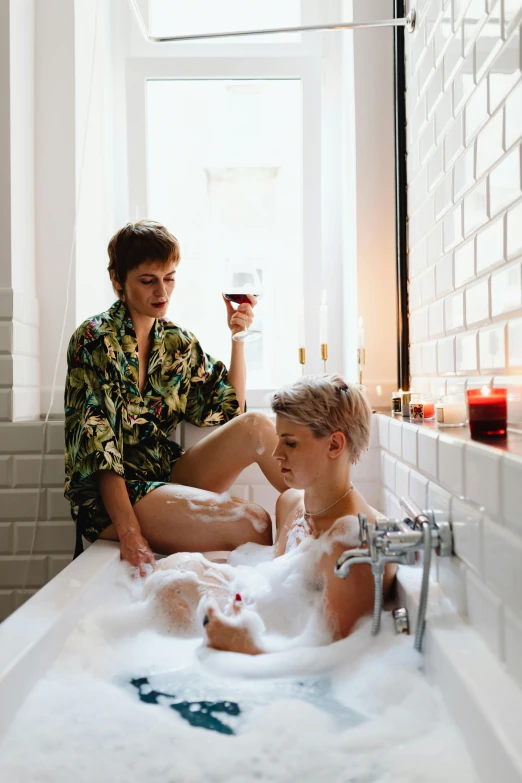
[144, 375, 396, 653]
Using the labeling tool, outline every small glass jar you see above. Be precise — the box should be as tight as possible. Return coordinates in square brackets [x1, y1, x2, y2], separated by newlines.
[409, 393, 424, 421]
[422, 396, 435, 420]
[467, 387, 507, 439]
[401, 391, 412, 417]
[391, 390, 402, 414]
[435, 395, 466, 428]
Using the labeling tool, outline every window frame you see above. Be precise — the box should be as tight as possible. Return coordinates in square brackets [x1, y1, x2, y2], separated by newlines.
[126, 56, 330, 403]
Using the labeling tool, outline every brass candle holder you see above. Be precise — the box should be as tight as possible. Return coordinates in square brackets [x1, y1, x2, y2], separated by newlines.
[299, 347, 306, 376]
[321, 343, 328, 373]
[357, 347, 366, 386]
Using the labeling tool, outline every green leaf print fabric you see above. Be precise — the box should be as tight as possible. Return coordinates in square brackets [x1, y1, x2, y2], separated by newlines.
[64, 299, 240, 542]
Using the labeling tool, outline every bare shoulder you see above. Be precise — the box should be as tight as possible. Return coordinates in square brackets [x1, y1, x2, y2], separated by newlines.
[274, 489, 303, 555]
[275, 489, 302, 529]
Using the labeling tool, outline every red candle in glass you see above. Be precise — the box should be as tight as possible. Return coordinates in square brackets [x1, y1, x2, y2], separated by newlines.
[466, 387, 507, 439]
[422, 401, 435, 419]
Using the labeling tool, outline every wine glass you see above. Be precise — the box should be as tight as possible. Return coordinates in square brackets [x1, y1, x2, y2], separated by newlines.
[223, 291, 261, 342]
[222, 274, 262, 342]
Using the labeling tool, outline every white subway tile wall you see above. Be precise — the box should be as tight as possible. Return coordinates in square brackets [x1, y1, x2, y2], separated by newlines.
[406, 1, 522, 415]
[404, 0, 522, 684]
[378, 409, 522, 689]
[0, 289, 41, 422]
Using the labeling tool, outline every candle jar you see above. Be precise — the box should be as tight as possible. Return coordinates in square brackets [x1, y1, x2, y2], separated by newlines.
[435, 396, 466, 428]
[467, 387, 507, 439]
[391, 391, 402, 414]
[401, 391, 411, 418]
[422, 396, 435, 420]
[409, 393, 424, 421]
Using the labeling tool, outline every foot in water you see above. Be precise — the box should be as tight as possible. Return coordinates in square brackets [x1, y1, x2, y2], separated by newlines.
[203, 603, 262, 656]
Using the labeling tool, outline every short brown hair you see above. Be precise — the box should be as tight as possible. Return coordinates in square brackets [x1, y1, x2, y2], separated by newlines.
[271, 375, 372, 464]
[107, 220, 180, 297]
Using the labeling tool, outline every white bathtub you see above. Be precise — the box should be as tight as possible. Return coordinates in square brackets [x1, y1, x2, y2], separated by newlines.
[0, 540, 521, 782]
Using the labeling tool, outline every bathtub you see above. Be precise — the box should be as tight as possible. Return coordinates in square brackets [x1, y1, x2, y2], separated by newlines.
[0, 539, 521, 782]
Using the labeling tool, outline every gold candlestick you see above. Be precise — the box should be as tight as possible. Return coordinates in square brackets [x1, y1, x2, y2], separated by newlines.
[299, 347, 306, 376]
[357, 347, 366, 386]
[321, 343, 328, 373]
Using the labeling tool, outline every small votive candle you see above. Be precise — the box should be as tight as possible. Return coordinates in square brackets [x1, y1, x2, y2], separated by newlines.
[391, 390, 402, 414]
[422, 398, 435, 420]
[410, 403, 424, 420]
[401, 391, 411, 417]
[467, 386, 507, 439]
[435, 396, 466, 427]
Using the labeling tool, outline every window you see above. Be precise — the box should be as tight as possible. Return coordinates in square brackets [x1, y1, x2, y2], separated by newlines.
[147, 79, 303, 389]
[149, 0, 302, 43]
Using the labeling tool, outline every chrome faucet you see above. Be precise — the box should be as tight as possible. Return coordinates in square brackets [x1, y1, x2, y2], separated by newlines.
[334, 497, 452, 651]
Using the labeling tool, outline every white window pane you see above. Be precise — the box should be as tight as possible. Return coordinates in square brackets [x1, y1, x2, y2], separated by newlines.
[147, 79, 303, 389]
[149, 0, 301, 43]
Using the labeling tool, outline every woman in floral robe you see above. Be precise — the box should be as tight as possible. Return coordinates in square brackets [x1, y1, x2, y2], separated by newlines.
[65, 221, 286, 574]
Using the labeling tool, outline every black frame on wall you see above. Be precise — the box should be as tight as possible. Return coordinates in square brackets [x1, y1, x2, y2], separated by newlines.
[393, 0, 410, 391]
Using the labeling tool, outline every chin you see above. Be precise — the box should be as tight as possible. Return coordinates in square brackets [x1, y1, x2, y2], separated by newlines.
[283, 473, 304, 490]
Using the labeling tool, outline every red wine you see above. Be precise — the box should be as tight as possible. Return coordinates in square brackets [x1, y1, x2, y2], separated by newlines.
[223, 293, 259, 305]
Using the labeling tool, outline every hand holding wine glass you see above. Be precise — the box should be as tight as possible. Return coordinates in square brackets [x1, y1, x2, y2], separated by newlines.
[223, 290, 261, 343]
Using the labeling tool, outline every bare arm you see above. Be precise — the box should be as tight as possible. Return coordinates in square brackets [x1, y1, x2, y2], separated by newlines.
[273, 489, 302, 557]
[320, 543, 387, 641]
[97, 470, 155, 575]
[227, 340, 246, 413]
[223, 294, 257, 414]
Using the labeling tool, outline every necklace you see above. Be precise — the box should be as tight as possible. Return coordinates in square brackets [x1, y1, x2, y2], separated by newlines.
[304, 484, 354, 517]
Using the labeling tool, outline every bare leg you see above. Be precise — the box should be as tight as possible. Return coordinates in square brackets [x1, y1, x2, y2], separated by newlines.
[171, 411, 286, 494]
[99, 483, 272, 555]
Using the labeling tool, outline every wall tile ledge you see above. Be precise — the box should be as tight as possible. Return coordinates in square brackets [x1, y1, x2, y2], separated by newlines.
[397, 567, 522, 783]
[376, 413, 522, 528]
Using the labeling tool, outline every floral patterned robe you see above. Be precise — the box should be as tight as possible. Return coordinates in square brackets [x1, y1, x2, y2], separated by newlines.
[64, 299, 240, 542]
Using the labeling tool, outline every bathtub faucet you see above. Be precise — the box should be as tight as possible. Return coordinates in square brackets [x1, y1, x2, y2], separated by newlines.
[334, 497, 452, 652]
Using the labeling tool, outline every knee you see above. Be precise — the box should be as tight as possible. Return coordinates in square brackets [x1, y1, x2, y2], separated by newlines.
[243, 502, 273, 545]
[239, 411, 275, 451]
[156, 552, 205, 572]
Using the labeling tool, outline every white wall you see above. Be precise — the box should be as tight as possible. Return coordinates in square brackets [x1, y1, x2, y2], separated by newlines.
[379, 411, 522, 692]
[10, 0, 35, 299]
[344, 0, 398, 404]
[401, 0, 522, 689]
[0, 0, 12, 293]
[407, 0, 522, 416]
[75, 0, 129, 329]
[35, 0, 76, 417]
[0, 0, 40, 422]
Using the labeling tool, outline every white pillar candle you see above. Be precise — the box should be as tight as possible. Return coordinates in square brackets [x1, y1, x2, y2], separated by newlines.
[435, 398, 467, 426]
[320, 289, 328, 344]
[298, 299, 306, 349]
[357, 316, 365, 349]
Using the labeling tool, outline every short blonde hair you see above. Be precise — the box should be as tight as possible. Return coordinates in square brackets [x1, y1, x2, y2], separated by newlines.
[271, 375, 372, 464]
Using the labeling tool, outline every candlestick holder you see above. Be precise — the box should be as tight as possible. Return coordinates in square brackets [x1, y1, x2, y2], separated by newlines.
[357, 348, 366, 386]
[299, 347, 306, 376]
[321, 343, 328, 373]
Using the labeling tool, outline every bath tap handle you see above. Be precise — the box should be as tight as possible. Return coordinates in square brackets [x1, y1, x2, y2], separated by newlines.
[400, 497, 452, 557]
[399, 496, 431, 527]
